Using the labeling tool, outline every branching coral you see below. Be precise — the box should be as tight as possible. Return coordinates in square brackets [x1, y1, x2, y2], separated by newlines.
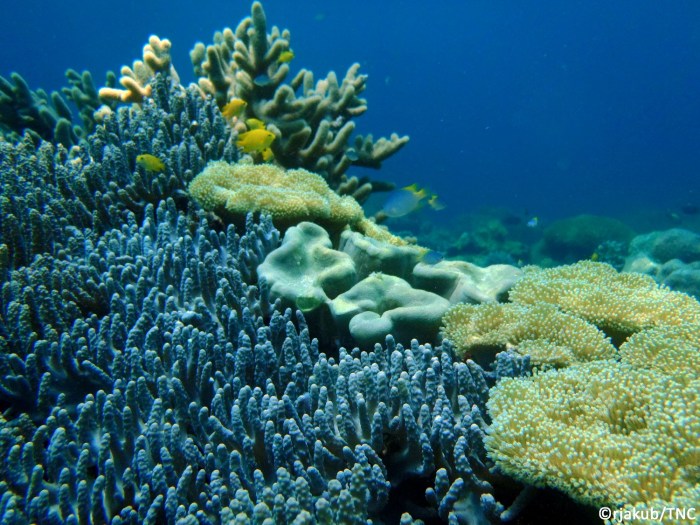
[98, 35, 177, 104]
[0, 72, 81, 147]
[189, 1, 408, 199]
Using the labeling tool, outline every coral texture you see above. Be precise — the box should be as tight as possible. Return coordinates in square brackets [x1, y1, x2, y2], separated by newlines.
[189, 1, 408, 199]
[189, 161, 364, 230]
[440, 260, 700, 520]
[486, 324, 700, 520]
[442, 302, 617, 368]
[509, 261, 700, 343]
[1, 58, 532, 523]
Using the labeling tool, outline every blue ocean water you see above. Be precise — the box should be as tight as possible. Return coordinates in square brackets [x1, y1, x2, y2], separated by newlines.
[2, 0, 699, 223]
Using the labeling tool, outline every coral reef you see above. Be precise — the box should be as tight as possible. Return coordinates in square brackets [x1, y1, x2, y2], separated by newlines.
[330, 273, 451, 347]
[486, 323, 700, 521]
[0, 72, 83, 147]
[99, 36, 178, 104]
[533, 214, 635, 264]
[440, 259, 699, 521]
[442, 302, 617, 368]
[260, 222, 522, 348]
[0, 78, 234, 273]
[0, 49, 536, 523]
[189, 161, 364, 231]
[509, 261, 700, 343]
[624, 228, 700, 299]
[189, 2, 408, 200]
[412, 261, 522, 305]
[257, 222, 357, 313]
[0, 202, 528, 524]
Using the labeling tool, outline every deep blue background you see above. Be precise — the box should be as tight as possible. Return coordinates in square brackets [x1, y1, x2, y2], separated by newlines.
[2, 1, 699, 222]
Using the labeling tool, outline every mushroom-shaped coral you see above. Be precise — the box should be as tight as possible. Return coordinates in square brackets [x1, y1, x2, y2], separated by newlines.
[442, 302, 617, 368]
[188, 160, 364, 230]
[257, 222, 356, 313]
[485, 322, 700, 515]
[330, 273, 450, 347]
[509, 261, 700, 343]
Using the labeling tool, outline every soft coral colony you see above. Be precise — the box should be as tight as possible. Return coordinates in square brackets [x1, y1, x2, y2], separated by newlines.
[0, 4, 698, 525]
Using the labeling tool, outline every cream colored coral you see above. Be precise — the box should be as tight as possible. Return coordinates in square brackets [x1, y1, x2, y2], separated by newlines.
[509, 261, 700, 341]
[485, 323, 700, 520]
[99, 35, 176, 104]
[189, 161, 363, 229]
[442, 302, 617, 367]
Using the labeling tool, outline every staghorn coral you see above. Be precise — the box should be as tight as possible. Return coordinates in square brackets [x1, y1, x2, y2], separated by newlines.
[0, 198, 530, 523]
[442, 302, 618, 368]
[509, 260, 700, 343]
[98, 35, 177, 104]
[0, 72, 82, 147]
[190, 1, 408, 199]
[485, 323, 700, 521]
[0, 77, 235, 273]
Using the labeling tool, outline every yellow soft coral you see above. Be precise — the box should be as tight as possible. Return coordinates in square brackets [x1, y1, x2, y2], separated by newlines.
[189, 161, 363, 229]
[442, 302, 617, 368]
[509, 261, 700, 343]
[486, 325, 700, 521]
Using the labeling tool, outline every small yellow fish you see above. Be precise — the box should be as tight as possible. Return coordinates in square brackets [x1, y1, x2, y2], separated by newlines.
[136, 154, 165, 172]
[278, 50, 295, 63]
[261, 147, 274, 162]
[245, 118, 266, 130]
[236, 129, 276, 153]
[221, 98, 247, 119]
[591, 252, 599, 262]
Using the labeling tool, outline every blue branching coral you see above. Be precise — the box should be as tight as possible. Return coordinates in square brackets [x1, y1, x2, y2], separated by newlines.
[0, 68, 530, 523]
